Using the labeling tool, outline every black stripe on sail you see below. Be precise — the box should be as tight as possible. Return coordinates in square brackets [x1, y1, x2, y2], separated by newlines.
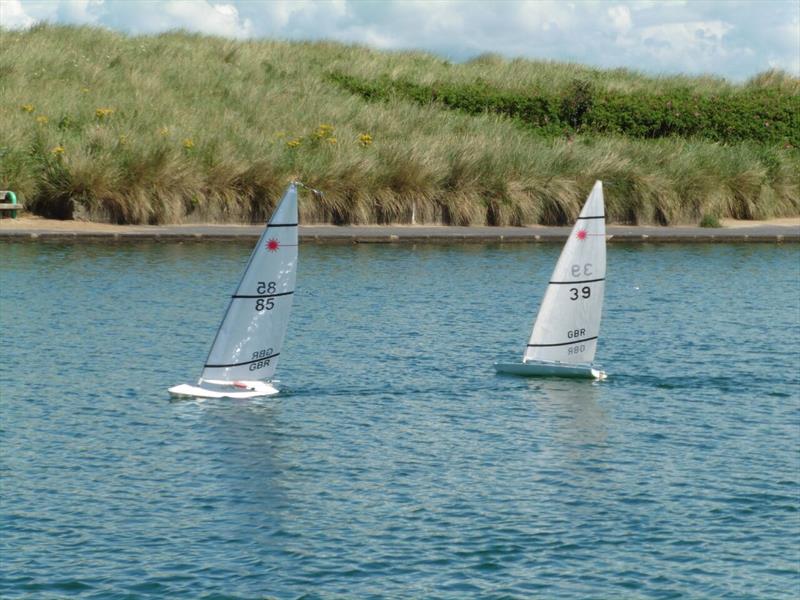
[267, 222, 298, 227]
[577, 215, 605, 220]
[205, 353, 280, 368]
[232, 291, 294, 299]
[549, 277, 606, 285]
[528, 336, 598, 348]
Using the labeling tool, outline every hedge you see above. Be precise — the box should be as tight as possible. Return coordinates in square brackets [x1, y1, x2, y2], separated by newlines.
[330, 72, 799, 145]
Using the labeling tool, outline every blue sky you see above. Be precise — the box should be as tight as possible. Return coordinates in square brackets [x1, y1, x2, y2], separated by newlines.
[3, 0, 799, 81]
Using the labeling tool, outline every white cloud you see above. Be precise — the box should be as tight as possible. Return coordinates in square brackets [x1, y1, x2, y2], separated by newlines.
[236, 0, 348, 36]
[517, 1, 576, 34]
[95, 1, 253, 38]
[1, 0, 37, 28]
[161, 1, 252, 38]
[640, 20, 732, 45]
[608, 5, 632, 34]
[57, 0, 103, 24]
[634, 20, 733, 70]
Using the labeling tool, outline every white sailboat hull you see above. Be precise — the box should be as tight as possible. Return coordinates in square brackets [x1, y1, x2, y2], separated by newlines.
[495, 361, 606, 380]
[168, 380, 280, 399]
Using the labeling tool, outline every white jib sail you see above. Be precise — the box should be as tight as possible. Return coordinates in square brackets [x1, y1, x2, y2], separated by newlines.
[524, 180, 606, 365]
[200, 184, 298, 383]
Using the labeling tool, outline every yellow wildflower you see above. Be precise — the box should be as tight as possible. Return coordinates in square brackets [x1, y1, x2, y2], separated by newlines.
[95, 108, 114, 120]
[359, 133, 373, 147]
[51, 146, 65, 155]
[327, 137, 337, 145]
[183, 138, 195, 149]
[286, 139, 301, 148]
[36, 116, 49, 125]
[21, 104, 34, 113]
[315, 124, 334, 138]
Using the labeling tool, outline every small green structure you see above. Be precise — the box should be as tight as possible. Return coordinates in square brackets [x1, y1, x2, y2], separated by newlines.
[0, 191, 22, 218]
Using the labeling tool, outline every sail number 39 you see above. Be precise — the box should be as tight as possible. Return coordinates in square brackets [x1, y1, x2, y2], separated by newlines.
[568, 264, 593, 301]
[569, 287, 591, 300]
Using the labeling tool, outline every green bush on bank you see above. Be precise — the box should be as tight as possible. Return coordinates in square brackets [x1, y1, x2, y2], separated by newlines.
[329, 72, 799, 145]
[699, 214, 722, 228]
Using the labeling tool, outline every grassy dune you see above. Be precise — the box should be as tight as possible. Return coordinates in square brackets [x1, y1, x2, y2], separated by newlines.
[1, 24, 798, 225]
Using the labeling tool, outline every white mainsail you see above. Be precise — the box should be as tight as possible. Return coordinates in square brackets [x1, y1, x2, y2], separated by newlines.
[200, 184, 298, 384]
[523, 180, 606, 365]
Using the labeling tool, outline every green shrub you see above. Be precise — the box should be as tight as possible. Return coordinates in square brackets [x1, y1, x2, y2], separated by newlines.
[330, 72, 800, 145]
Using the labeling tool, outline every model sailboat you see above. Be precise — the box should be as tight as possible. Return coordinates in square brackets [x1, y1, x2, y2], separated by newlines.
[169, 183, 299, 399]
[495, 180, 607, 379]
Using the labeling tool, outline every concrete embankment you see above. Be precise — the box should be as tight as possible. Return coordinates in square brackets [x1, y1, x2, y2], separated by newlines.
[1, 218, 798, 243]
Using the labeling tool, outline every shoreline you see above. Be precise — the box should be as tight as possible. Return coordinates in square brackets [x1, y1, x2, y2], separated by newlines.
[1, 217, 798, 243]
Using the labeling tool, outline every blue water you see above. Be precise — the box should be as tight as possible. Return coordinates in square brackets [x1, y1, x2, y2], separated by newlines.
[1, 241, 799, 599]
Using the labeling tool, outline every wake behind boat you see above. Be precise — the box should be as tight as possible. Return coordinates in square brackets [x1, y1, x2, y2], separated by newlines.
[169, 183, 300, 399]
[495, 181, 607, 380]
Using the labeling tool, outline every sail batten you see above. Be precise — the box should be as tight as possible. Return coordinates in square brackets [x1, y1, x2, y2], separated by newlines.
[549, 277, 605, 285]
[231, 291, 295, 299]
[528, 335, 598, 348]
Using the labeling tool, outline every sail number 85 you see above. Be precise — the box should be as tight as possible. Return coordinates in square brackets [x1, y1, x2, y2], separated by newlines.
[255, 298, 274, 311]
[569, 286, 591, 300]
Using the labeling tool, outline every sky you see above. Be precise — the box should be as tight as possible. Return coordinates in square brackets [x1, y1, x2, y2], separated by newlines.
[2, 0, 799, 81]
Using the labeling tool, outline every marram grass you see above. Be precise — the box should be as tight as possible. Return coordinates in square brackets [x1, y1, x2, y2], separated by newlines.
[0, 24, 798, 225]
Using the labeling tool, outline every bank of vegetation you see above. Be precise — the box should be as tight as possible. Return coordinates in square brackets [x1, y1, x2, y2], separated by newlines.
[1, 25, 798, 225]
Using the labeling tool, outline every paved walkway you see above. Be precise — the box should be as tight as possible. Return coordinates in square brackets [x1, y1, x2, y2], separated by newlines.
[1, 220, 798, 242]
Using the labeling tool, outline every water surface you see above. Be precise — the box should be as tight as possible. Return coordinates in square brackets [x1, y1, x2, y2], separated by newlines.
[1, 241, 798, 598]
